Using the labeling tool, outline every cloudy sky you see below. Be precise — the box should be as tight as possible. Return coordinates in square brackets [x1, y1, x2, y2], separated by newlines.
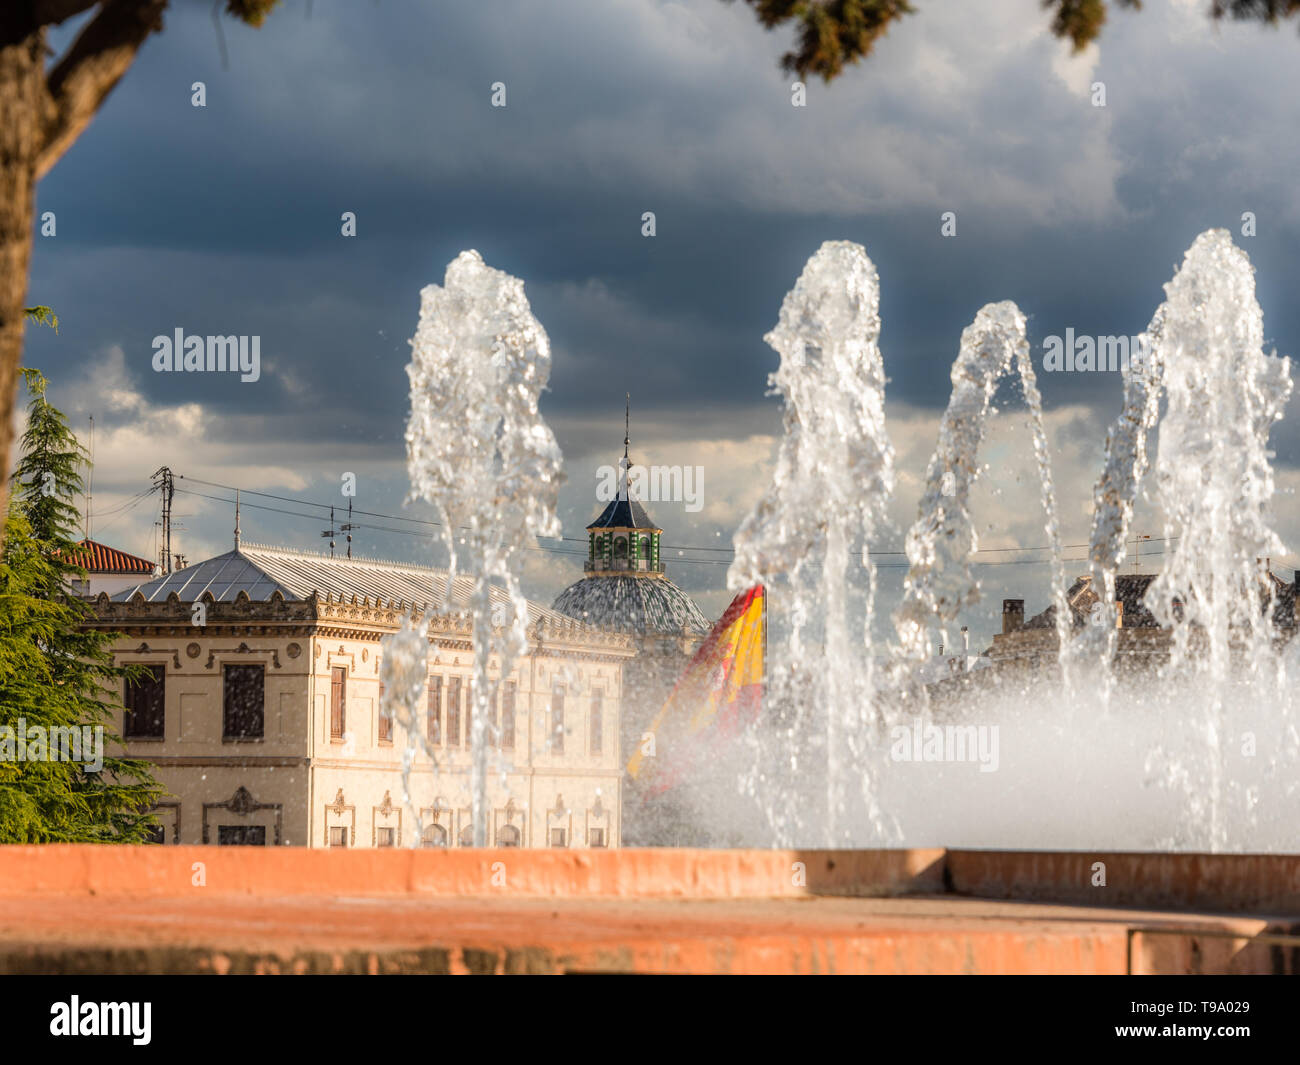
[18, 0, 1300, 647]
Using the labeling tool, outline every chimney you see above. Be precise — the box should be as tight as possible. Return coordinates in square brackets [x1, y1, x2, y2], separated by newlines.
[1002, 599, 1025, 635]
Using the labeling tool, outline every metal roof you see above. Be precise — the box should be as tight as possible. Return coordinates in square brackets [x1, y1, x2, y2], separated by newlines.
[110, 542, 574, 625]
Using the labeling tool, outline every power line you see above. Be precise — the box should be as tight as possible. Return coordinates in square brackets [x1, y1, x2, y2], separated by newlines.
[176, 473, 1183, 562]
[173, 484, 1180, 570]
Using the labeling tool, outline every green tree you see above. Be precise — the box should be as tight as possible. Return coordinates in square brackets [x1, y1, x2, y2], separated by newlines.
[0, 2, 279, 549]
[0, 369, 160, 841]
[733, 0, 1300, 82]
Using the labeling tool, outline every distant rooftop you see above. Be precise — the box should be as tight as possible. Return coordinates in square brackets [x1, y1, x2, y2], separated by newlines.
[110, 542, 575, 625]
[587, 494, 659, 532]
[65, 539, 155, 575]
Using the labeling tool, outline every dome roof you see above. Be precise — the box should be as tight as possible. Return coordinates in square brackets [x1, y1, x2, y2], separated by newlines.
[552, 575, 711, 637]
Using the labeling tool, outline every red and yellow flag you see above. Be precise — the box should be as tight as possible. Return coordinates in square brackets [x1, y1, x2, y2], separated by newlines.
[627, 585, 764, 790]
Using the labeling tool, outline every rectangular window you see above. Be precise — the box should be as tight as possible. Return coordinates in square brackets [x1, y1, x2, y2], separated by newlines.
[588, 827, 606, 848]
[549, 827, 566, 847]
[427, 676, 442, 745]
[330, 666, 346, 740]
[328, 826, 348, 848]
[218, 825, 266, 846]
[377, 682, 392, 744]
[375, 826, 395, 847]
[551, 686, 565, 754]
[222, 664, 264, 740]
[123, 664, 166, 739]
[501, 681, 516, 750]
[590, 691, 603, 755]
[447, 677, 461, 747]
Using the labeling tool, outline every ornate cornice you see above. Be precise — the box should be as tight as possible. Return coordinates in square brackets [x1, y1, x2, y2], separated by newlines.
[83, 586, 633, 655]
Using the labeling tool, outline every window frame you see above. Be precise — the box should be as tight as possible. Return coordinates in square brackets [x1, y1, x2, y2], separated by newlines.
[590, 689, 603, 756]
[427, 675, 442, 746]
[377, 681, 393, 745]
[500, 680, 516, 750]
[222, 663, 265, 742]
[329, 666, 347, 742]
[447, 676, 461, 747]
[123, 663, 166, 741]
[217, 824, 267, 846]
[551, 684, 565, 754]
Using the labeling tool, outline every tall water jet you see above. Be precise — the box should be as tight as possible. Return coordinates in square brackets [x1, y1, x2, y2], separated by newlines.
[729, 240, 895, 846]
[1059, 310, 1165, 706]
[387, 250, 564, 846]
[1144, 231, 1291, 847]
[892, 302, 1070, 695]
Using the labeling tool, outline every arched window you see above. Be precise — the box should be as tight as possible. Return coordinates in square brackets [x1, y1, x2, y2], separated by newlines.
[639, 536, 650, 561]
[421, 823, 447, 848]
[613, 536, 627, 558]
[459, 823, 475, 847]
[496, 824, 520, 847]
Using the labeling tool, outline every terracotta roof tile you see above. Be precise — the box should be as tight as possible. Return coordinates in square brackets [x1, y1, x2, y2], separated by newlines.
[65, 539, 155, 574]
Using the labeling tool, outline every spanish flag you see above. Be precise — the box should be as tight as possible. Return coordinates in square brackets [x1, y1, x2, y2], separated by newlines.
[627, 585, 764, 790]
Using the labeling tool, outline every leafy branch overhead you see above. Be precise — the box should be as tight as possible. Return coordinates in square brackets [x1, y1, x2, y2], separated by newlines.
[733, 0, 1300, 82]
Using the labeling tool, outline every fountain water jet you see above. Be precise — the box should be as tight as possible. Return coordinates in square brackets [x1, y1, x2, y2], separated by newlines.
[891, 301, 1070, 704]
[382, 250, 563, 847]
[729, 240, 895, 847]
[716, 229, 1297, 853]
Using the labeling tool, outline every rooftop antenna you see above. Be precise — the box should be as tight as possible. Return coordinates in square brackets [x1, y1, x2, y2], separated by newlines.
[84, 415, 93, 540]
[322, 504, 337, 557]
[624, 391, 631, 466]
[341, 498, 355, 558]
[234, 488, 241, 548]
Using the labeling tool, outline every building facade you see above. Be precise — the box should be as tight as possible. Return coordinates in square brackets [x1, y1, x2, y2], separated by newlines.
[87, 543, 634, 847]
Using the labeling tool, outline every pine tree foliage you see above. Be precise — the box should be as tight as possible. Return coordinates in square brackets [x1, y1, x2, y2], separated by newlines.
[0, 370, 161, 842]
[734, 0, 1300, 81]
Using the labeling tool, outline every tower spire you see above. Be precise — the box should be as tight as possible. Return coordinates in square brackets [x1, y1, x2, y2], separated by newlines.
[624, 391, 630, 464]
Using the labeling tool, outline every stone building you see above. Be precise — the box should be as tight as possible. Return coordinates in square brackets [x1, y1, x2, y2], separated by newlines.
[86, 542, 635, 847]
[550, 430, 712, 843]
[989, 569, 1297, 676]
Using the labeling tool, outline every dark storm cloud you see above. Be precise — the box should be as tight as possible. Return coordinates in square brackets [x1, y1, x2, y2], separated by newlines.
[22, 0, 1300, 621]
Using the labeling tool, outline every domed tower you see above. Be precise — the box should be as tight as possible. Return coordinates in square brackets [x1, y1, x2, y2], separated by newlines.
[552, 403, 712, 841]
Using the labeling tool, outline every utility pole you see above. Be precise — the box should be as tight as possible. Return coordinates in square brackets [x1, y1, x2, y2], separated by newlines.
[152, 467, 174, 574]
[84, 415, 94, 540]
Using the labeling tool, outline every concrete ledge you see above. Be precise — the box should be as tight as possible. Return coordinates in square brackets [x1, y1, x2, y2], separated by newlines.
[3, 847, 1299, 973]
[946, 850, 1300, 914]
[0, 845, 946, 900]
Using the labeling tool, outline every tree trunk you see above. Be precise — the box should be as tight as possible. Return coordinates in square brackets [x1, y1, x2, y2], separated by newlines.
[0, 16, 44, 535]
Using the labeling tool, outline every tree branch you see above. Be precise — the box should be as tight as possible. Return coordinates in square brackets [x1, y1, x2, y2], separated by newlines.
[33, 1, 104, 28]
[36, 0, 167, 181]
